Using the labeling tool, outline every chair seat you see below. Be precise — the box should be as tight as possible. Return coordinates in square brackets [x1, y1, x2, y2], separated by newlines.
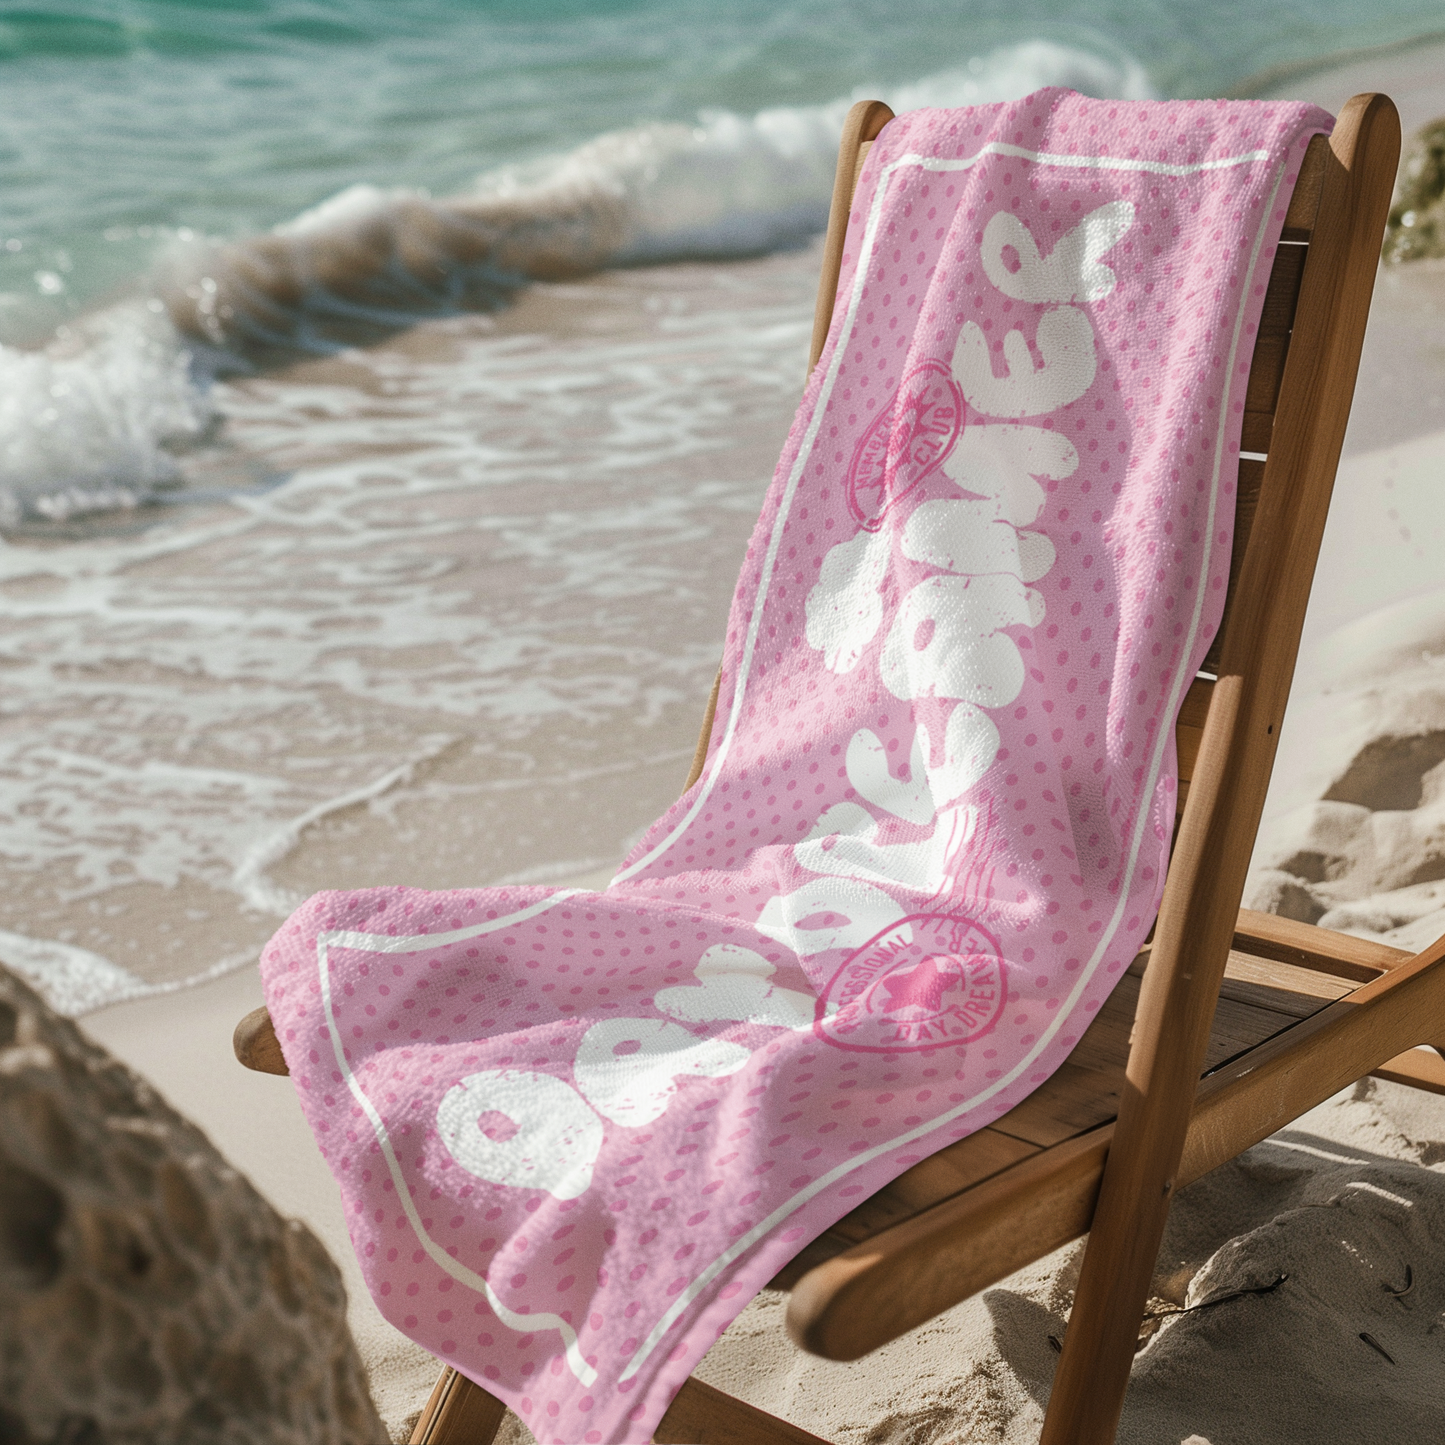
[774, 911, 1437, 1359]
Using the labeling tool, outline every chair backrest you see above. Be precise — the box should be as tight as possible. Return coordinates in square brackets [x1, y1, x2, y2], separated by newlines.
[802, 95, 1398, 919]
[1206, 135, 1326, 673]
[805, 106, 1330, 828]
[1019, 97, 1399, 1443]
[1141, 91, 1396, 1039]
[1177, 135, 1327, 813]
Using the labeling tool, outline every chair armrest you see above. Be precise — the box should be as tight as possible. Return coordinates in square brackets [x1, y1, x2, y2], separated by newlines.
[1232, 907, 1410, 983]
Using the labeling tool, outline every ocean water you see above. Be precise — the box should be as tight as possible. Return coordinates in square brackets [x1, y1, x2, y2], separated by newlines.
[1, 0, 1439, 514]
[0, 0, 1438, 1013]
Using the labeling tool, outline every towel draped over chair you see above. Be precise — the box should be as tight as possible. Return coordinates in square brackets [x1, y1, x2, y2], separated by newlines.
[260, 88, 1332, 1444]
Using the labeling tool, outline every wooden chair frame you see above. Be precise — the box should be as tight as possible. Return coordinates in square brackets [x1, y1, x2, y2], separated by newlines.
[237, 93, 1425, 1445]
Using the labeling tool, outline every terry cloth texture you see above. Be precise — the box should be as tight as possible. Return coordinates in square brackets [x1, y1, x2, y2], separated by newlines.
[261, 88, 1332, 1444]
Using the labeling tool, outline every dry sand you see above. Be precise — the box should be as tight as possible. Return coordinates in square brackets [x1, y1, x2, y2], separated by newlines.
[70, 41, 1445, 1445]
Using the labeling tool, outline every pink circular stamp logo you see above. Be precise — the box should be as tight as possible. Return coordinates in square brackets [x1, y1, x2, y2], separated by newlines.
[846, 360, 964, 531]
[815, 913, 1006, 1053]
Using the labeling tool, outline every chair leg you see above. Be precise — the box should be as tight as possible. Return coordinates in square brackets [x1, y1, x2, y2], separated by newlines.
[1035, 1156, 1166, 1445]
[654, 1378, 834, 1445]
[409, 1366, 506, 1445]
[404, 1367, 830, 1445]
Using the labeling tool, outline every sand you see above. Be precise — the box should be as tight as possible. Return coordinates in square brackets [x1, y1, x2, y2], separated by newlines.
[65, 40, 1445, 1445]
[84, 939, 1445, 1445]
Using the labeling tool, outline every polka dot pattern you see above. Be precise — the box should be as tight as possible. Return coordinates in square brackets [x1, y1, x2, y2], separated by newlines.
[260, 91, 1332, 1444]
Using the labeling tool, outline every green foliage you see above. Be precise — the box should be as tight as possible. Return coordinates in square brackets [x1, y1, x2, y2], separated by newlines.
[1383, 119, 1445, 262]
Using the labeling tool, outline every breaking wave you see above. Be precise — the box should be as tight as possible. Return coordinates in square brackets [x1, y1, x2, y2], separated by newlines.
[0, 304, 215, 526]
[0, 40, 1150, 526]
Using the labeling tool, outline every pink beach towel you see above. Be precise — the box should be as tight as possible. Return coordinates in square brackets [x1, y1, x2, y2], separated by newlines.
[261, 90, 1331, 1443]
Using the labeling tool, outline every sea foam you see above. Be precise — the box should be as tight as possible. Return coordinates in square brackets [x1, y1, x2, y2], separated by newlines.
[0, 304, 214, 526]
[0, 928, 250, 1017]
[167, 42, 1151, 349]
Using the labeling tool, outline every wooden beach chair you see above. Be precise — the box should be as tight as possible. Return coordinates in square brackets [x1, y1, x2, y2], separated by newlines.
[235, 91, 1436, 1445]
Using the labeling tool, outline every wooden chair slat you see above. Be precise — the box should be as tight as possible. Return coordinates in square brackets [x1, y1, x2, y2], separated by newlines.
[1239, 409, 1274, 453]
[1374, 1047, 1445, 1096]
[1216, 948, 1354, 1018]
[1175, 675, 1215, 792]
[1255, 241, 1308, 340]
[1175, 720, 1204, 782]
[1279, 133, 1328, 241]
[1207, 993, 1306, 1063]
[1176, 675, 1214, 730]
[1233, 905, 1409, 981]
[991, 1062, 1128, 1149]
[1202, 456, 1266, 673]
[1241, 336, 1290, 416]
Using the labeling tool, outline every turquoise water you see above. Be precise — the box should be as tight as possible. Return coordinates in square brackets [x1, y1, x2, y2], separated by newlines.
[0, 0, 1438, 520]
[2, 0, 1441, 332]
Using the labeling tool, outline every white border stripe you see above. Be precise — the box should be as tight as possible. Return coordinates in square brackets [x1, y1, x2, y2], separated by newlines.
[956, 139, 1269, 176]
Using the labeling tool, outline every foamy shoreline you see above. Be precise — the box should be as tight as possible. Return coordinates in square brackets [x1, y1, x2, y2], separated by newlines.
[36, 41, 1445, 1444]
